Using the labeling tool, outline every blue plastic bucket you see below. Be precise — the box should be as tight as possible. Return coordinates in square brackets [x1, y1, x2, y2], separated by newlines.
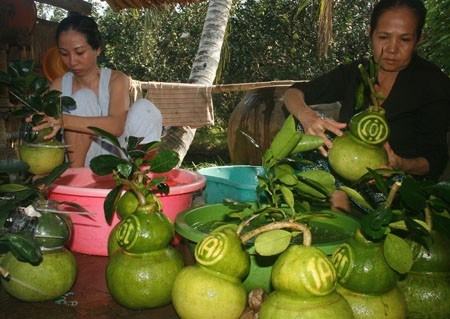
[197, 165, 264, 204]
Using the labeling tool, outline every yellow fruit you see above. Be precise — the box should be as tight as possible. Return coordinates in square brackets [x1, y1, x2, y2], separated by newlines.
[337, 285, 407, 319]
[106, 246, 184, 309]
[172, 265, 248, 319]
[0, 249, 77, 302]
[332, 230, 397, 294]
[19, 139, 65, 175]
[271, 245, 337, 298]
[259, 291, 354, 319]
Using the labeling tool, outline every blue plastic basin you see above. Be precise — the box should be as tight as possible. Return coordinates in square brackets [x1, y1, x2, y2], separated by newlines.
[197, 165, 264, 204]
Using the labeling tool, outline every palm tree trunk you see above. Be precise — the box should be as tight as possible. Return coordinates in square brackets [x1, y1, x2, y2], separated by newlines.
[160, 0, 232, 166]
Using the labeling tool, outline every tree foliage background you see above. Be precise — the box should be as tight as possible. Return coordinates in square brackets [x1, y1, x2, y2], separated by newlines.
[38, 0, 449, 129]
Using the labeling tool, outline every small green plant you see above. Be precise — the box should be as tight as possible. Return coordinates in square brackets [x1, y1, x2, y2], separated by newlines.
[87, 127, 180, 223]
[0, 60, 75, 142]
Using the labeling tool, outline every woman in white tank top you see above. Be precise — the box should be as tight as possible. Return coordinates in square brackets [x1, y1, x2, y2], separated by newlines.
[33, 15, 162, 167]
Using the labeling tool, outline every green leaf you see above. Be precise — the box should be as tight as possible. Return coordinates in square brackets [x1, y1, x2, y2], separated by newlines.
[87, 126, 122, 150]
[290, 134, 324, 154]
[149, 150, 179, 173]
[383, 233, 413, 274]
[126, 136, 144, 152]
[389, 219, 431, 232]
[280, 185, 295, 208]
[432, 181, 450, 203]
[355, 82, 365, 111]
[398, 176, 427, 211]
[104, 185, 123, 224]
[117, 163, 133, 179]
[296, 170, 335, 198]
[1, 233, 42, 264]
[33, 162, 70, 187]
[0, 184, 31, 193]
[222, 198, 252, 211]
[0, 159, 29, 173]
[89, 155, 128, 175]
[340, 185, 374, 211]
[254, 229, 292, 256]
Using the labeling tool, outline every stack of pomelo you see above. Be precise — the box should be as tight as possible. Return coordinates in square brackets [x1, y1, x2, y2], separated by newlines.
[331, 230, 407, 318]
[106, 189, 184, 309]
[0, 210, 77, 302]
[259, 245, 353, 318]
[171, 226, 250, 319]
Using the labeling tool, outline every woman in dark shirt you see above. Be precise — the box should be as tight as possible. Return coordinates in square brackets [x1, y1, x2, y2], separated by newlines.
[284, 0, 450, 181]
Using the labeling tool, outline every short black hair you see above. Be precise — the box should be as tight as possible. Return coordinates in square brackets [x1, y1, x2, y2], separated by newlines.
[370, 0, 427, 40]
[56, 15, 103, 50]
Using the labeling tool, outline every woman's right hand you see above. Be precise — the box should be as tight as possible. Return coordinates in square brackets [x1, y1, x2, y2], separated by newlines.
[284, 88, 347, 157]
[26, 114, 62, 141]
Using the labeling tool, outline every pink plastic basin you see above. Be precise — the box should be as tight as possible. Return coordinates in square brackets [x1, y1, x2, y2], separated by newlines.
[48, 167, 206, 256]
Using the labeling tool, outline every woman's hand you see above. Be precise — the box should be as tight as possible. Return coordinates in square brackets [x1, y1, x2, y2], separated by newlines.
[27, 114, 62, 140]
[298, 107, 347, 157]
[284, 88, 346, 157]
[383, 142, 430, 176]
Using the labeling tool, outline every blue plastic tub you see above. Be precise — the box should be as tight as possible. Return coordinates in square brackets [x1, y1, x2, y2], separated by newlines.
[197, 165, 264, 204]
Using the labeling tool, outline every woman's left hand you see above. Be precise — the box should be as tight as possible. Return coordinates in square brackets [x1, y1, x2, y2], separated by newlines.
[383, 142, 403, 171]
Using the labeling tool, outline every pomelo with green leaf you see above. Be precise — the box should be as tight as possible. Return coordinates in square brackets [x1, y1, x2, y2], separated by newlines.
[332, 230, 397, 294]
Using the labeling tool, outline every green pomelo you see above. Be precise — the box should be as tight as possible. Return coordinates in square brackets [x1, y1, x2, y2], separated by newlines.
[171, 265, 248, 319]
[106, 246, 184, 309]
[328, 133, 388, 182]
[337, 285, 407, 319]
[398, 271, 450, 319]
[33, 127, 53, 144]
[195, 227, 250, 279]
[259, 291, 353, 319]
[34, 212, 71, 249]
[409, 231, 450, 273]
[332, 231, 398, 294]
[271, 245, 337, 298]
[348, 110, 389, 146]
[397, 231, 450, 319]
[117, 210, 174, 253]
[116, 190, 155, 220]
[107, 222, 122, 256]
[0, 249, 77, 302]
[19, 140, 65, 175]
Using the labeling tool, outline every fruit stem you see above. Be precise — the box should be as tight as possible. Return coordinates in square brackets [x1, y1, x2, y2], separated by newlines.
[0, 266, 9, 279]
[385, 181, 401, 208]
[358, 64, 380, 111]
[240, 220, 312, 247]
[424, 206, 433, 230]
[117, 178, 147, 206]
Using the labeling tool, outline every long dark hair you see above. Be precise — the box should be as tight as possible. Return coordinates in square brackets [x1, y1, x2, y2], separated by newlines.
[56, 15, 103, 50]
[370, 0, 427, 40]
